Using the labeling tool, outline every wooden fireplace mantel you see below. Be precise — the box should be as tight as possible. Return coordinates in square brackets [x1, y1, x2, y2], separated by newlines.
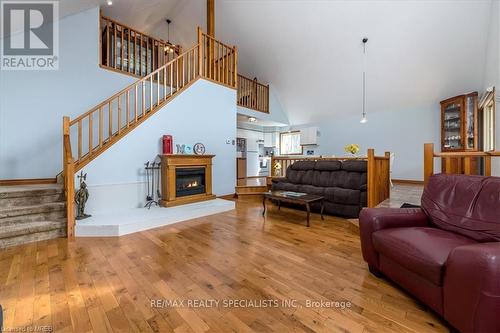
[159, 154, 216, 207]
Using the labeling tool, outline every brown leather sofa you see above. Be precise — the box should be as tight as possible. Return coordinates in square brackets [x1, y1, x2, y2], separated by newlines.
[359, 173, 500, 333]
[272, 160, 367, 218]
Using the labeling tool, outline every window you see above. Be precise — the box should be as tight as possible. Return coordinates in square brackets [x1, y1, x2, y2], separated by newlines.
[479, 89, 496, 152]
[280, 131, 302, 155]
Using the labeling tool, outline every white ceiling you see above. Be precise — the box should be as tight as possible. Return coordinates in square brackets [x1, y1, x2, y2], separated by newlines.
[58, 0, 493, 125]
[216, 0, 492, 124]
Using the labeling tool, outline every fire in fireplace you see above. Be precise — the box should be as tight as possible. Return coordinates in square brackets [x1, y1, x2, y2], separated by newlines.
[176, 167, 206, 197]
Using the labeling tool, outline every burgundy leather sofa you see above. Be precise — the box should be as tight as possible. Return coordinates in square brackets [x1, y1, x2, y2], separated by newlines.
[359, 173, 500, 333]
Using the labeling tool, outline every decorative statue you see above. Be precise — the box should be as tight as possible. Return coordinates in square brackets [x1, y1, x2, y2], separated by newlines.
[75, 171, 91, 220]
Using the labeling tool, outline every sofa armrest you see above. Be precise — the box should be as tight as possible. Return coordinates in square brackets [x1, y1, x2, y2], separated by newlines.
[359, 208, 430, 270]
[444, 243, 500, 333]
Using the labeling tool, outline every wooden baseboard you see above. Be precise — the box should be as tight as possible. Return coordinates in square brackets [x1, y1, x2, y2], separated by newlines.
[218, 194, 236, 200]
[0, 178, 57, 186]
[392, 179, 424, 185]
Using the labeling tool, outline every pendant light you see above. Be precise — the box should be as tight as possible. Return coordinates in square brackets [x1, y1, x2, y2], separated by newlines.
[165, 19, 175, 54]
[360, 37, 368, 124]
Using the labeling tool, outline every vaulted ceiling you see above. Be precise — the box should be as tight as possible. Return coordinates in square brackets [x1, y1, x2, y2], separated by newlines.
[60, 0, 493, 125]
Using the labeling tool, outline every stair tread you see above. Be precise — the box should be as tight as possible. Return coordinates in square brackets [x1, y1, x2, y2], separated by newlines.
[0, 220, 66, 239]
[0, 186, 63, 199]
[0, 202, 66, 218]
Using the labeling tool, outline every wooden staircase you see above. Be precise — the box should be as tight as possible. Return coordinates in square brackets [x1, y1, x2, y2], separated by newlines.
[63, 28, 238, 238]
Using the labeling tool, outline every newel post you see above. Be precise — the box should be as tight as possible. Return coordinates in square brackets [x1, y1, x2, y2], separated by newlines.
[367, 148, 375, 208]
[233, 46, 238, 88]
[197, 27, 203, 77]
[424, 143, 434, 185]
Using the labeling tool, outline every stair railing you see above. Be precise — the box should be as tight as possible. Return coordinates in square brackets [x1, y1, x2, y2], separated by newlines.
[100, 14, 181, 77]
[63, 28, 237, 237]
[237, 74, 269, 113]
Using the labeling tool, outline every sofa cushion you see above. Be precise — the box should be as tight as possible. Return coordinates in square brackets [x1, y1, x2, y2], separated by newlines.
[342, 160, 367, 172]
[272, 182, 302, 192]
[291, 160, 316, 171]
[312, 170, 331, 187]
[372, 227, 476, 285]
[297, 185, 325, 196]
[324, 187, 360, 205]
[422, 174, 500, 242]
[314, 160, 341, 171]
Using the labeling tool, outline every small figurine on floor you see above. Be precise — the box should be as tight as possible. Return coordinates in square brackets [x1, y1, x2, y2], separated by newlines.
[75, 171, 91, 220]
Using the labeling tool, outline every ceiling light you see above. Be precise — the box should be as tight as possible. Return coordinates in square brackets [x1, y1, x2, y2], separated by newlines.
[360, 37, 368, 124]
[107, 0, 112, 5]
[248, 117, 257, 122]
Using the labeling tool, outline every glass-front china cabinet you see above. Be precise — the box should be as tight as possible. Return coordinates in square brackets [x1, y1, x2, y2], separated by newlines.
[440, 92, 479, 173]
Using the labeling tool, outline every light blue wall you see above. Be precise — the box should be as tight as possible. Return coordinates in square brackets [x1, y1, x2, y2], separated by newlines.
[0, 7, 136, 179]
[81, 79, 236, 186]
[290, 106, 441, 181]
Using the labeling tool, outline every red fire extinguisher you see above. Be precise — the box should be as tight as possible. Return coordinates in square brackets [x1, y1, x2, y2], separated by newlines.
[162, 135, 173, 154]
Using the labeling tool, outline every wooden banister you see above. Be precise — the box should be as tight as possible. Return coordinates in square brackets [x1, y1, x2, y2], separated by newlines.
[63, 116, 75, 238]
[423, 143, 499, 184]
[270, 149, 391, 208]
[237, 74, 269, 113]
[100, 14, 181, 77]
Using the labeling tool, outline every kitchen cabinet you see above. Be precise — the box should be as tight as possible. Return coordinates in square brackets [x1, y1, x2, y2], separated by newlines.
[264, 132, 278, 147]
[300, 127, 318, 145]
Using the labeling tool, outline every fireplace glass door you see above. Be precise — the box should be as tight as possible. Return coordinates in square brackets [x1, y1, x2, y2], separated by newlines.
[176, 168, 206, 197]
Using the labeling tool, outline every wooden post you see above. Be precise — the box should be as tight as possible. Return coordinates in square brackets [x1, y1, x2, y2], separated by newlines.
[424, 143, 434, 185]
[463, 156, 471, 175]
[63, 116, 75, 239]
[367, 148, 375, 207]
[485, 155, 492, 176]
[207, 0, 215, 37]
[197, 27, 203, 76]
[233, 46, 238, 88]
[65, 157, 75, 239]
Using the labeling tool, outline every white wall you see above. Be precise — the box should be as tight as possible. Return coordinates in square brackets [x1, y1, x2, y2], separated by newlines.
[0, 7, 136, 179]
[80, 79, 236, 214]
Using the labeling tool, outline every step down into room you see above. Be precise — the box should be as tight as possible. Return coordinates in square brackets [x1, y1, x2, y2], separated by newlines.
[75, 198, 235, 237]
[235, 185, 268, 197]
[0, 184, 67, 248]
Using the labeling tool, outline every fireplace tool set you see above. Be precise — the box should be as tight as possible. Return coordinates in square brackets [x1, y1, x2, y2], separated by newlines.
[144, 161, 161, 209]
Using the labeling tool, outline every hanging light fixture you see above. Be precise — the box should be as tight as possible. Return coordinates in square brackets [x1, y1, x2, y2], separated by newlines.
[164, 19, 175, 54]
[360, 37, 368, 124]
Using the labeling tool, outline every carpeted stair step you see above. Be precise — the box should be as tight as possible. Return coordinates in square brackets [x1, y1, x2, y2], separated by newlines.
[0, 220, 67, 248]
[0, 188, 64, 209]
[0, 202, 66, 220]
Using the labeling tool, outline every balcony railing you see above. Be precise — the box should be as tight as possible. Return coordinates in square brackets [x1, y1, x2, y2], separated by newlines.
[237, 74, 269, 113]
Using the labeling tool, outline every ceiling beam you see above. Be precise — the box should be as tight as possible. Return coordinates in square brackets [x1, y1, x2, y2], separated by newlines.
[207, 0, 215, 37]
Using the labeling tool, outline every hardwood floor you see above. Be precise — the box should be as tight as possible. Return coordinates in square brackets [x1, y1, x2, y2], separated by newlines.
[0, 198, 449, 333]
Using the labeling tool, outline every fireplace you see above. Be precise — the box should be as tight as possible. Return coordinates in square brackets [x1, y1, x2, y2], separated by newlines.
[159, 154, 216, 207]
[176, 168, 206, 197]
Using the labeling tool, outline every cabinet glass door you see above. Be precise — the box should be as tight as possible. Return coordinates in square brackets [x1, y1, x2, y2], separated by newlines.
[443, 100, 463, 150]
[465, 95, 476, 149]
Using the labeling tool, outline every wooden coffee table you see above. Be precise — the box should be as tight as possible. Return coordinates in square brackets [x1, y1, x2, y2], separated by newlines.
[262, 190, 324, 227]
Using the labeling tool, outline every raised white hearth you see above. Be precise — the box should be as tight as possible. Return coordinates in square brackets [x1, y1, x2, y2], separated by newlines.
[75, 199, 234, 237]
